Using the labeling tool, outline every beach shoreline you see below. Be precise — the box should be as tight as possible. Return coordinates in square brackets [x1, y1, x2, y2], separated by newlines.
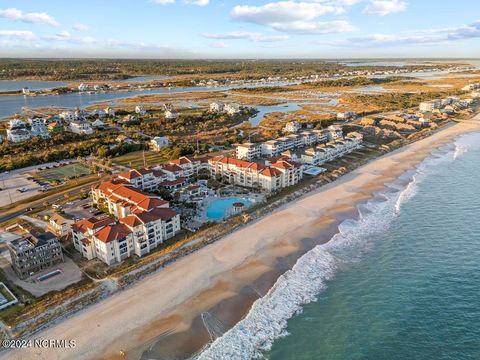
[2, 118, 479, 360]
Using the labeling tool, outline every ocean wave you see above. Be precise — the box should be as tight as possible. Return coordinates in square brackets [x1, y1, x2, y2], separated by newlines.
[195, 133, 475, 360]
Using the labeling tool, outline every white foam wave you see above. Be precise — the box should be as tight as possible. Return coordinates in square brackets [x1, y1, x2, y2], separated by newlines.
[195, 133, 478, 360]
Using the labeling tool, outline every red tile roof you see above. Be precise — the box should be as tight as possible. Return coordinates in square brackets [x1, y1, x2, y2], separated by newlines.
[160, 164, 183, 172]
[95, 182, 168, 211]
[209, 156, 267, 171]
[260, 167, 282, 177]
[117, 167, 164, 181]
[120, 207, 178, 227]
[95, 223, 132, 243]
[160, 177, 187, 187]
[169, 156, 211, 166]
[71, 216, 115, 233]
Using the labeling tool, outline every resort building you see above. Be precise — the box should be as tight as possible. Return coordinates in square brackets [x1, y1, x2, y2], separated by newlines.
[117, 168, 166, 192]
[167, 156, 211, 177]
[208, 156, 303, 191]
[236, 143, 262, 161]
[235, 129, 331, 160]
[91, 181, 170, 219]
[299, 132, 363, 165]
[71, 216, 117, 261]
[7, 232, 64, 280]
[73, 181, 181, 265]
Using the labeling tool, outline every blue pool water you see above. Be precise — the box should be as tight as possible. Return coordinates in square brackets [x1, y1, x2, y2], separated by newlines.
[206, 198, 252, 220]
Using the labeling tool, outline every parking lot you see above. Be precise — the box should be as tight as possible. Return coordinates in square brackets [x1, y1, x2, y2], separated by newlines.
[0, 160, 80, 208]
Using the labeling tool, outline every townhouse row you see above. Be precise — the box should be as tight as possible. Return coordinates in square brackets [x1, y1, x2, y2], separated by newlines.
[235, 126, 342, 161]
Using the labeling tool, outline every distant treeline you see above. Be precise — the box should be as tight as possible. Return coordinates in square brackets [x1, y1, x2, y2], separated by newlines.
[0, 59, 454, 81]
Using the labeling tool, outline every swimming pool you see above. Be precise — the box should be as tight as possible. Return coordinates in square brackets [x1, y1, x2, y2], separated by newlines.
[206, 197, 252, 220]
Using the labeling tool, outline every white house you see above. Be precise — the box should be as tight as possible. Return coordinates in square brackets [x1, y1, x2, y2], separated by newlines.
[165, 110, 179, 120]
[29, 118, 50, 138]
[283, 121, 302, 133]
[91, 119, 105, 129]
[48, 213, 75, 237]
[337, 111, 357, 120]
[7, 129, 31, 143]
[135, 105, 147, 115]
[224, 104, 240, 115]
[150, 136, 170, 151]
[105, 107, 116, 117]
[78, 83, 89, 92]
[69, 121, 94, 135]
[210, 102, 225, 113]
[60, 111, 77, 122]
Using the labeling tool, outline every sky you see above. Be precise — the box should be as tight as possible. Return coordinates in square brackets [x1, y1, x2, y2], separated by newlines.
[0, 0, 479, 59]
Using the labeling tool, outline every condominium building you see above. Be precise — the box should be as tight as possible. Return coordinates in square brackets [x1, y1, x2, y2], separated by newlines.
[235, 143, 262, 161]
[73, 181, 181, 265]
[91, 181, 169, 219]
[167, 156, 211, 177]
[7, 232, 64, 279]
[117, 168, 166, 193]
[236, 129, 330, 160]
[208, 156, 303, 192]
[419, 100, 441, 112]
[300, 132, 363, 165]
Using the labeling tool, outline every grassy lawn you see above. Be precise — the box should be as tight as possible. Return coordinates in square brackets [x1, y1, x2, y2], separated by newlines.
[36, 164, 91, 183]
[112, 150, 168, 168]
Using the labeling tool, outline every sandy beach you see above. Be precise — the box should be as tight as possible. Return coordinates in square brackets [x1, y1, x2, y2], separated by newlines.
[2, 118, 479, 360]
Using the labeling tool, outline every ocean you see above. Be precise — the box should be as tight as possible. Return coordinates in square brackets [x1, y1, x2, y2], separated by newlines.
[197, 132, 480, 359]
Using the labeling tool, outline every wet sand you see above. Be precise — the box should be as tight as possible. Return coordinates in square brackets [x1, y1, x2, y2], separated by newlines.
[2, 119, 480, 360]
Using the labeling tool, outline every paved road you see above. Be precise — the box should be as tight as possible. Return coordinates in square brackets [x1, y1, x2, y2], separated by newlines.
[0, 178, 104, 224]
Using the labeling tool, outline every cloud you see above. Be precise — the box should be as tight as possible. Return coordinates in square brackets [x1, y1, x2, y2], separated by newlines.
[73, 23, 90, 32]
[0, 8, 58, 26]
[208, 41, 227, 48]
[202, 31, 289, 42]
[362, 0, 406, 16]
[185, 0, 209, 5]
[0, 30, 36, 41]
[230, 1, 356, 34]
[152, 0, 176, 4]
[325, 20, 480, 47]
[43, 30, 71, 41]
